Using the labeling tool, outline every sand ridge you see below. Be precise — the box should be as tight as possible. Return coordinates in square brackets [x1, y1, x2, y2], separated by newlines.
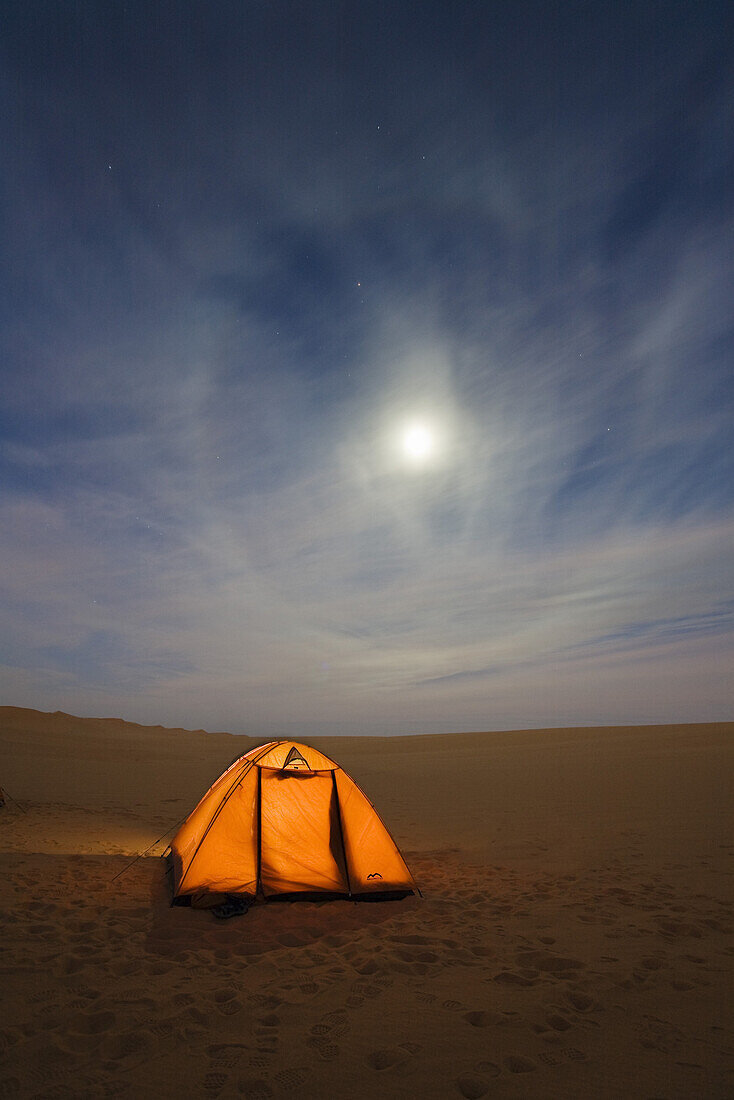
[1, 707, 733, 1097]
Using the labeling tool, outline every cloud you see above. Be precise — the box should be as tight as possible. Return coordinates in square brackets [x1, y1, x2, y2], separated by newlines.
[1, 3, 733, 731]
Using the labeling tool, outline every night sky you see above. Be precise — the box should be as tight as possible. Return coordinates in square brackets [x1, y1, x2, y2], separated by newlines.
[2, 2, 733, 736]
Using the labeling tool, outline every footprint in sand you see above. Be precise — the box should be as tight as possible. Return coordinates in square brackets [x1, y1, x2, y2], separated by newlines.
[308, 1009, 350, 1060]
[516, 949, 585, 975]
[656, 917, 703, 939]
[366, 1040, 423, 1073]
[273, 1068, 308, 1088]
[538, 1051, 563, 1066]
[250, 993, 283, 1011]
[492, 970, 537, 987]
[474, 1061, 501, 1077]
[546, 1013, 573, 1032]
[310, 1009, 350, 1041]
[204, 1071, 230, 1097]
[282, 977, 321, 1002]
[99, 1027, 158, 1070]
[149, 1018, 178, 1041]
[351, 976, 389, 999]
[307, 1036, 340, 1061]
[28, 986, 60, 1005]
[181, 1004, 211, 1030]
[392, 946, 439, 972]
[465, 923, 489, 938]
[400, 1042, 422, 1055]
[237, 1078, 273, 1099]
[464, 1010, 501, 1028]
[254, 1014, 281, 1052]
[456, 1075, 490, 1098]
[351, 957, 381, 976]
[21, 1061, 82, 1100]
[564, 990, 595, 1012]
[208, 1043, 250, 1072]
[638, 1016, 686, 1052]
[214, 987, 243, 1016]
[0, 1029, 23, 1057]
[247, 1052, 277, 1071]
[504, 1055, 537, 1074]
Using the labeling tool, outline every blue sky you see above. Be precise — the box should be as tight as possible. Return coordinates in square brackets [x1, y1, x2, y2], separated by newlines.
[1, 2, 733, 734]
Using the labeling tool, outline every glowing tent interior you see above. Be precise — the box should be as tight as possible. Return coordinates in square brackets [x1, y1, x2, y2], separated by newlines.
[169, 741, 418, 903]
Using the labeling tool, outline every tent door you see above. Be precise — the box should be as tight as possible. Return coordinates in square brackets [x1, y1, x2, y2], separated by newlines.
[259, 771, 349, 895]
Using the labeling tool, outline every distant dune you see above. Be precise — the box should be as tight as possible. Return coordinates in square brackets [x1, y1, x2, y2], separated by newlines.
[0, 704, 231, 739]
[1, 706, 732, 1097]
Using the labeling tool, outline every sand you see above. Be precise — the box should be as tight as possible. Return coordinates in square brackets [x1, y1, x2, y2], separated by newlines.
[1, 706, 732, 1098]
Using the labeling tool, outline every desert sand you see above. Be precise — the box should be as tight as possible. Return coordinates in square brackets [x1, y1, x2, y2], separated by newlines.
[1, 706, 732, 1098]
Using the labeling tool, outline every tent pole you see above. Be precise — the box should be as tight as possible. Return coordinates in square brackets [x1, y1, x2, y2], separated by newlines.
[331, 771, 352, 898]
[256, 764, 263, 899]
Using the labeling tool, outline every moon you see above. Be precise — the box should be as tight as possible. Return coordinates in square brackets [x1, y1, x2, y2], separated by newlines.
[402, 422, 433, 462]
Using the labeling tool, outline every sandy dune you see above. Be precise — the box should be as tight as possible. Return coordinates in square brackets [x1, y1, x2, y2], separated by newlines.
[1, 706, 732, 1098]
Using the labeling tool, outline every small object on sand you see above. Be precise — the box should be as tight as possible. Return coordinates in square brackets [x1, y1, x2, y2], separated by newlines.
[213, 895, 251, 920]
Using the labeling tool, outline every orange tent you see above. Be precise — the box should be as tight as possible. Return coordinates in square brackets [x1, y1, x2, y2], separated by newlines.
[170, 741, 417, 903]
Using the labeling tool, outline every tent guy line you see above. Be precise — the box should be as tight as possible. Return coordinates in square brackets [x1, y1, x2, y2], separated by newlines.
[109, 814, 190, 884]
[0, 786, 27, 813]
[111, 742, 281, 885]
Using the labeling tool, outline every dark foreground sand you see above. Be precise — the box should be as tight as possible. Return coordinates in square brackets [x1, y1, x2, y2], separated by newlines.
[1, 707, 733, 1098]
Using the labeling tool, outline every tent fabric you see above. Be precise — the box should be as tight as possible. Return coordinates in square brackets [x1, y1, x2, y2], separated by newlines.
[170, 740, 416, 902]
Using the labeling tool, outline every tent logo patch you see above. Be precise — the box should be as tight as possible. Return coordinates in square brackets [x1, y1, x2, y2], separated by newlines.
[367, 872, 382, 879]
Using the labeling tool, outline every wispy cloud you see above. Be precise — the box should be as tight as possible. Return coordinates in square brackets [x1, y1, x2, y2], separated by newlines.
[1, 4, 732, 732]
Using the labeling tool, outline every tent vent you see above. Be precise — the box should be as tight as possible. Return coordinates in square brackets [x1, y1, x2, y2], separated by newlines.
[282, 746, 310, 771]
